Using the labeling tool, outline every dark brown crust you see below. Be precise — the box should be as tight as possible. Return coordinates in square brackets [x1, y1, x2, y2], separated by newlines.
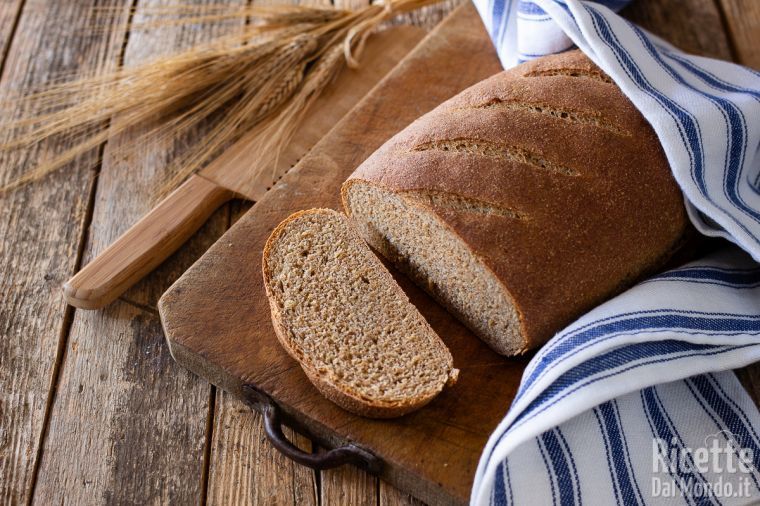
[342, 51, 690, 352]
[262, 208, 457, 418]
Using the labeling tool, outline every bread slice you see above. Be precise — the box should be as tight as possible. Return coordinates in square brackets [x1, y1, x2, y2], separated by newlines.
[342, 50, 689, 355]
[262, 208, 458, 418]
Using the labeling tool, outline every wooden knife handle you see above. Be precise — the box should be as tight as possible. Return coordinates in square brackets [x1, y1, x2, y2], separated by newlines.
[64, 174, 234, 309]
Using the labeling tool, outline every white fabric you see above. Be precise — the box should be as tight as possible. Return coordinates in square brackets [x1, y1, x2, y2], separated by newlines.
[469, 1, 760, 504]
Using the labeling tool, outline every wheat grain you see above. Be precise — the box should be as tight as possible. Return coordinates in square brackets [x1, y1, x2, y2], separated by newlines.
[0, 0, 447, 197]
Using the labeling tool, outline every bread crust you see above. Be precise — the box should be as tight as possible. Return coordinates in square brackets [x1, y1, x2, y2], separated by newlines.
[343, 51, 690, 352]
[262, 208, 457, 418]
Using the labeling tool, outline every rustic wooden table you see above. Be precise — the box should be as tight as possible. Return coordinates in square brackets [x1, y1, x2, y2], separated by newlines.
[1, 0, 759, 504]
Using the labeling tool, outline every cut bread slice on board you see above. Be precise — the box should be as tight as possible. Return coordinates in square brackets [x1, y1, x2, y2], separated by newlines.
[262, 208, 458, 418]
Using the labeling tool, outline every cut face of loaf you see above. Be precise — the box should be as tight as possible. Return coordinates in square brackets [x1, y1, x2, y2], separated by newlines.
[342, 50, 689, 355]
[262, 208, 458, 418]
[343, 184, 525, 355]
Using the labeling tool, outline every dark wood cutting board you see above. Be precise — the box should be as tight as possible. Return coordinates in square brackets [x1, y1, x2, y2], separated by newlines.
[158, 5, 528, 505]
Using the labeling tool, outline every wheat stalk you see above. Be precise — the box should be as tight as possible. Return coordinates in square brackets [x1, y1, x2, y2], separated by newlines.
[0, 0, 446, 197]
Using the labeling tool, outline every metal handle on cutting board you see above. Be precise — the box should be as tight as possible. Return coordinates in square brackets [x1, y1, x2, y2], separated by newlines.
[63, 174, 233, 309]
[242, 384, 381, 473]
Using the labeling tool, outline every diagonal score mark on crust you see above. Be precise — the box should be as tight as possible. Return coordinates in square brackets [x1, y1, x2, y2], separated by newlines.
[400, 189, 527, 220]
[524, 67, 614, 84]
[412, 139, 580, 176]
[469, 99, 631, 137]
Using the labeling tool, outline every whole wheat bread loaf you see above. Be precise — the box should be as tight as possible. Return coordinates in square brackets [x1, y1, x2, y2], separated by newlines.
[262, 208, 458, 418]
[342, 50, 689, 355]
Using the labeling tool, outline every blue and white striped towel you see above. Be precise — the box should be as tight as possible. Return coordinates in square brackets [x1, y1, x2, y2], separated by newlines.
[469, 1, 760, 504]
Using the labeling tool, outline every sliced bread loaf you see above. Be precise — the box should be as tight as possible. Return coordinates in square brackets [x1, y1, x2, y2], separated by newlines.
[342, 50, 690, 356]
[262, 208, 458, 418]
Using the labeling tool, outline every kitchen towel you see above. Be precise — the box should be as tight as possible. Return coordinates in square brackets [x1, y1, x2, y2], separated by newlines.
[469, 1, 760, 504]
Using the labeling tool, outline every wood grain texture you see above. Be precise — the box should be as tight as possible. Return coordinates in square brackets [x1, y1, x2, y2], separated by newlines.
[719, 0, 760, 69]
[321, 465, 378, 506]
[31, 1, 248, 504]
[94, 0, 250, 312]
[0, 1, 132, 504]
[159, 6, 512, 505]
[206, 389, 318, 506]
[379, 481, 425, 506]
[33, 301, 214, 504]
[0, 0, 23, 71]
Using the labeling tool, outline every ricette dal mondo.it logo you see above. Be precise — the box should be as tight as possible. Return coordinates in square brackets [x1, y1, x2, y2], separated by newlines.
[651, 430, 755, 499]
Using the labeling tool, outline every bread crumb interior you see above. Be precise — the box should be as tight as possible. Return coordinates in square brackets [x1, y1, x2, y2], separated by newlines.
[267, 211, 453, 404]
[346, 183, 525, 355]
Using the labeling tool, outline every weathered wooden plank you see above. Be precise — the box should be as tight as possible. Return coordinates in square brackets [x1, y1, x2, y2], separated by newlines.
[379, 481, 424, 506]
[0, 0, 23, 71]
[622, 0, 733, 59]
[736, 366, 760, 407]
[333, 0, 459, 27]
[0, 1, 132, 504]
[719, 0, 760, 69]
[206, 389, 318, 505]
[31, 1, 248, 503]
[321, 464, 379, 506]
[33, 301, 215, 504]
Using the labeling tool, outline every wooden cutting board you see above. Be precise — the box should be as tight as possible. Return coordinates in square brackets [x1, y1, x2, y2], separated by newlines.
[158, 5, 528, 505]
